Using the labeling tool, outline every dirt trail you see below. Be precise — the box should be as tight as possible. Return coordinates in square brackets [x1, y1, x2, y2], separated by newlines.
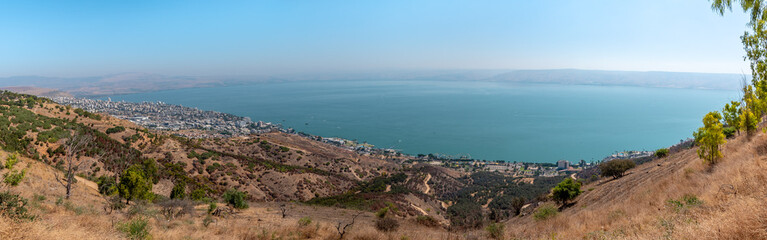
[423, 173, 432, 194]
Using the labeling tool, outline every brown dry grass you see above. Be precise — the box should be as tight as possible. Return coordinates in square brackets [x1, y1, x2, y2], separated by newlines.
[505, 131, 767, 239]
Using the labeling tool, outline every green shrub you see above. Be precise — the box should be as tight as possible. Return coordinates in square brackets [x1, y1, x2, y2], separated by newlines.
[485, 222, 505, 240]
[96, 175, 118, 196]
[0, 191, 35, 221]
[279, 146, 290, 152]
[4, 169, 26, 186]
[4, 152, 19, 169]
[298, 216, 312, 227]
[722, 126, 737, 138]
[190, 188, 206, 201]
[207, 202, 217, 215]
[551, 178, 582, 205]
[599, 159, 636, 179]
[655, 148, 670, 158]
[222, 189, 248, 209]
[374, 218, 399, 232]
[117, 218, 151, 240]
[170, 181, 186, 199]
[106, 126, 126, 134]
[375, 207, 389, 218]
[533, 204, 558, 221]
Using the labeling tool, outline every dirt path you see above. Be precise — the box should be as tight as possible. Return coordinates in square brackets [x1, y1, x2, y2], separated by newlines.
[423, 173, 432, 194]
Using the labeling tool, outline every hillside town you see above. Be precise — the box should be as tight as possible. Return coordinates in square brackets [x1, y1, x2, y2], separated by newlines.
[53, 97, 280, 138]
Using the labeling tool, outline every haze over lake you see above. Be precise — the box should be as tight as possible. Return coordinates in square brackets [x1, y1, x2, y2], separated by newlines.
[106, 80, 738, 163]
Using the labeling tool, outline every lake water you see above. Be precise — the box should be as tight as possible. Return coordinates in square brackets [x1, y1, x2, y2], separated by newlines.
[105, 80, 738, 163]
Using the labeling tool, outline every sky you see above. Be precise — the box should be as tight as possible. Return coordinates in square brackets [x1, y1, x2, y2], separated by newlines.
[0, 0, 754, 77]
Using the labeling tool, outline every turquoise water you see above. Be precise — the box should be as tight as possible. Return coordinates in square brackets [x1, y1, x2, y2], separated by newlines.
[106, 80, 738, 163]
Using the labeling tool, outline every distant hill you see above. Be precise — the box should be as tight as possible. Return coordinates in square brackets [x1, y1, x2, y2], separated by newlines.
[488, 69, 745, 90]
[0, 86, 73, 98]
[0, 69, 745, 97]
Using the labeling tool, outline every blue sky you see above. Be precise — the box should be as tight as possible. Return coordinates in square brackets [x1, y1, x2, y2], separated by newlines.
[0, 1, 753, 77]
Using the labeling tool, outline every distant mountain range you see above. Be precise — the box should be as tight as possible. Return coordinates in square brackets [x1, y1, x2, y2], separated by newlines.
[0, 69, 745, 97]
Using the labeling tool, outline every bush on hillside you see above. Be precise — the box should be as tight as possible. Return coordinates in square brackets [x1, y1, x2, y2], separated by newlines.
[170, 181, 186, 199]
[117, 218, 151, 240]
[0, 191, 35, 221]
[485, 222, 505, 240]
[655, 148, 669, 158]
[723, 126, 737, 138]
[599, 159, 636, 179]
[106, 126, 126, 134]
[551, 178, 582, 205]
[375, 218, 399, 232]
[222, 189, 248, 209]
[415, 215, 440, 227]
[298, 216, 312, 227]
[533, 204, 558, 221]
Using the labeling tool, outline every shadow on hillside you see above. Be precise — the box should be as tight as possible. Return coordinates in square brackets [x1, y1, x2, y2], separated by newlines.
[558, 202, 576, 211]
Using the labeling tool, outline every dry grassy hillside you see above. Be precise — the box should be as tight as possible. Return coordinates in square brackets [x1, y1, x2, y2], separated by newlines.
[505, 130, 767, 239]
[0, 150, 488, 240]
[4, 96, 403, 203]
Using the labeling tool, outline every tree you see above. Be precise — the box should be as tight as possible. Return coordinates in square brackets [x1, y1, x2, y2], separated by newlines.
[140, 158, 159, 184]
[170, 181, 186, 200]
[722, 101, 741, 131]
[118, 164, 153, 204]
[713, 1, 767, 122]
[599, 159, 636, 179]
[335, 212, 362, 239]
[55, 133, 99, 199]
[697, 112, 727, 165]
[551, 178, 582, 206]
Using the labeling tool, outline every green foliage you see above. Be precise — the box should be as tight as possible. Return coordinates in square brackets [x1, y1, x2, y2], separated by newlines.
[279, 146, 290, 152]
[0, 191, 35, 221]
[697, 112, 727, 165]
[666, 194, 703, 213]
[118, 165, 153, 203]
[305, 193, 369, 209]
[375, 207, 389, 218]
[655, 148, 669, 158]
[723, 126, 737, 138]
[106, 126, 126, 134]
[37, 127, 70, 143]
[533, 204, 558, 221]
[207, 202, 217, 215]
[170, 181, 186, 199]
[374, 218, 399, 232]
[97, 175, 118, 196]
[5, 152, 19, 169]
[298, 216, 312, 227]
[222, 189, 248, 209]
[4, 169, 26, 186]
[73, 108, 102, 120]
[599, 159, 636, 179]
[551, 178, 582, 205]
[140, 158, 159, 184]
[190, 188, 207, 201]
[117, 218, 151, 240]
[722, 101, 742, 130]
[485, 222, 505, 240]
[447, 201, 484, 228]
